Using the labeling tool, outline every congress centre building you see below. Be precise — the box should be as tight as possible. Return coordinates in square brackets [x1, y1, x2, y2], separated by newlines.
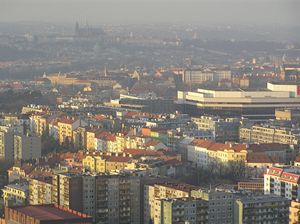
[176, 82, 300, 119]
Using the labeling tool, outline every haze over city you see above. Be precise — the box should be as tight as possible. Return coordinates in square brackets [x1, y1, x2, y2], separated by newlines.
[1, 0, 300, 26]
[0, 1, 300, 224]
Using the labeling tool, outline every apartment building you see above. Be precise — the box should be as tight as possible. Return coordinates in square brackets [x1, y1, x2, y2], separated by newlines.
[29, 113, 48, 136]
[240, 124, 300, 145]
[52, 173, 83, 212]
[192, 116, 241, 142]
[86, 128, 98, 151]
[82, 154, 135, 173]
[289, 200, 300, 224]
[72, 127, 86, 150]
[94, 174, 140, 224]
[144, 183, 197, 224]
[7, 165, 34, 183]
[182, 69, 214, 84]
[160, 198, 208, 224]
[191, 189, 235, 224]
[94, 131, 116, 152]
[264, 166, 300, 200]
[82, 175, 96, 219]
[0, 126, 14, 162]
[144, 183, 235, 224]
[2, 183, 28, 207]
[57, 117, 87, 144]
[50, 173, 140, 224]
[13, 134, 41, 161]
[234, 195, 290, 224]
[275, 108, 300, 122]
[280, 64, 300, 81]
[187, 139, 247, 168]
[29, 177, 52, 205]
[182, 68, 231, 85]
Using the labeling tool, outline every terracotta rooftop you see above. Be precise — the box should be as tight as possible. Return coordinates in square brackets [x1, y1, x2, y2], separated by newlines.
[124, 148, 164, 157]
[145, 140, 162, 147]
[248, 143, 288, 152]
[190, 139, 215, 148]
[94, 114, 107, 121]
[9, 204, 91, 221]
[95, 131, 116, 141]
[8, 164, 35, 175]
[246, 153, 283, 164]
[58, 117, 78, 125]
[104, 156, 132, 163]
[295, 155, 300, 162]
[190, 139, 247, 152]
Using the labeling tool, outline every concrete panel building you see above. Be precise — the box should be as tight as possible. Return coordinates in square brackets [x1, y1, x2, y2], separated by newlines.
[13, 134, 41, 161]
[234, 195, 290, 224]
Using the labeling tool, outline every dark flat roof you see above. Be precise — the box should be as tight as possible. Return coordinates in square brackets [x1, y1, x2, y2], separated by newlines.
[10, 205, 90, 221]
[269, 81, 300, 85]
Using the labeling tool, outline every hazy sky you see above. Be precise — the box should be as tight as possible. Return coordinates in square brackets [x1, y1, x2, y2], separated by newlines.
[1, 0, 299, 26]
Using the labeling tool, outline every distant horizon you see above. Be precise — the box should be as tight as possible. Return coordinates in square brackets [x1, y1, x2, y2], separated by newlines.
[1, 0, 300, 26]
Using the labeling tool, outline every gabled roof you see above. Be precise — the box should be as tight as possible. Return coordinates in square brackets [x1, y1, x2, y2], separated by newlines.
[190, 139, 246, 152]
[248, 143, 288, 152]
[105, 156, 132, 163]
[124, 148, 164, 157]
[58, 117, 79, 125]
[95, 131, 116, 141]
[190, 139, 215, 148]
[247, 153, 282, 164]
[145, 140, 162, 147]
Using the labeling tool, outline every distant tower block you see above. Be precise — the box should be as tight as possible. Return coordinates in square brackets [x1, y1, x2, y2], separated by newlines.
[75, 21, 80, 36]
[104, 66, 108, 77]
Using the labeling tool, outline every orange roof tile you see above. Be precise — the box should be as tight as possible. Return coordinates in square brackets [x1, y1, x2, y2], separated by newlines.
[124, 148, 164, 157]
[106, 156, 132, 163]
[58, 116, 79, 125]
[145, 140, 162, 147]
[247, 153, 283, 164]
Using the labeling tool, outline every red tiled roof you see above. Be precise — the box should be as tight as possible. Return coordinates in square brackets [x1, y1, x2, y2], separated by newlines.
[94, 114, 107, 121]
[95, 131, 116, 141]
[105, 156, 132, 163]
[232, 144, 247, 152]
[295, 155, 300, 162]
[246, 153, 282, 164]
[266, 167, 284, 177]
[10, 164, 35, 174]
[209, 143, 229, 151]
[190, 140, 247, 152]
[248, 143, 287, 152]
[190, 139, 215, 148]
[27, 168, 53, 179]
[280, 172, 300, 184]
[10, 204, 91, 221]
[165, 159, 181, 165]
[145, 140, 162, 147]
[58, 117, 78, 125]
[124, 148, 164, 157]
